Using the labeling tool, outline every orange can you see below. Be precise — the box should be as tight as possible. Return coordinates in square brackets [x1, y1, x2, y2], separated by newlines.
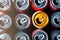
[32, 11, 49, 29]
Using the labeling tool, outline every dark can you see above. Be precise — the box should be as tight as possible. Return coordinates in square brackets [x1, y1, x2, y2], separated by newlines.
[15, 0, 30, 11]
[51, 30, 60, 40]
[32, 29, 48, 40]
[51, 12, 60, 27]
[32, 0, 48, 11]
[50, 0, 60, 11]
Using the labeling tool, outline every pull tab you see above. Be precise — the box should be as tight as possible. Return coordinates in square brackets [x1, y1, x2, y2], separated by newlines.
[35, 0, 45, 5]
[17, 0, 26, 7]
[20, 17, 27, 24]
[0, 18, 4, 26]
[39, 34, 45, 40]
[38, 0, 45, 3]
[35, 34, 45, 40]
[3, 18, 8, 24]
[57, 35, 60, 40]
[2, 0, 8, 6]
[20, 36, 26, 40]
[54, 17, 60, 24]
[22, 0, 26, 5]
[56, 0, 60, 4]
[0, 34, 11, 40]
[0, 0, 8, 7]
[0, 17, 8, 27]
[18, 0, 26, 5]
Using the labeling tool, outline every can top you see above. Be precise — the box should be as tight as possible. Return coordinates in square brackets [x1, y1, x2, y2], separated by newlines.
[15, 14, 30, 30]
[33, 0, 48, 8]
[51, 12, 60, 27]
[0, 14, 12, 29]
[32, 11, 49, 29]
[0, 0, 11, 11]
[14, 32, 30, 40]
[52, 0, 60, 8]
[15, 0, 29, 10]
[32, 29, 48, 40]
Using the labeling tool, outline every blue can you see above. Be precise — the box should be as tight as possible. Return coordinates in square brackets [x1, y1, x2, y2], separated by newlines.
[51, 30, 60, 40]
[51, 12, 60, 27]
[32, 29, 48, 40]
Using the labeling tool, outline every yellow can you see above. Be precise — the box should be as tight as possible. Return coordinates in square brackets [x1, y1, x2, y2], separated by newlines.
[32, 11, 49, 29]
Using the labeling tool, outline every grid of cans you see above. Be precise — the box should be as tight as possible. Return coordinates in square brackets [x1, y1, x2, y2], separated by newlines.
[0, 0, 60, 40]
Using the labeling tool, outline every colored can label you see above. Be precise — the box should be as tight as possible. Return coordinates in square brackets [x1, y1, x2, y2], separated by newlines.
[32, 11, 49, 29]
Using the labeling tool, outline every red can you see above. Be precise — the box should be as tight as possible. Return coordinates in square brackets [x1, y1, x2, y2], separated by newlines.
[50, 0, 60, 11]
[32, 0, 48, 11]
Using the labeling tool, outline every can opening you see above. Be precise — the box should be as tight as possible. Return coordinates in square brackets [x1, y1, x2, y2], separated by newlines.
[53, 0, 58, 5]
[17, 0, 26, 7]
[0, 20, 4, 26]
[18, 19, 22, 26]
[54, 18, 60, 24]
[57, 35, 60, 40]
[17, 1, 22, 7]
[35, 0, 41, 6]
[35, 34, 45, 40]
[35, 36, 39, 40]
[0, 0, 9, 8]
[36, 18, 42, 24]
[0, 3, 4, 8]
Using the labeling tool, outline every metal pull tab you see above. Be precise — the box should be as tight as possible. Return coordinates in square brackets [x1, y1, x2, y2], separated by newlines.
[39, 34, 45, 40]
[38, 0, 45, 3]
[57, 35, 60, 40]
[20, 17, 27, 24]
